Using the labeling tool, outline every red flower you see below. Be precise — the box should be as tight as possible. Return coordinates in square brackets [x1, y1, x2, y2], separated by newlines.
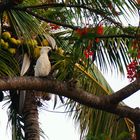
[86, 44, 92, 51]
[76, 27, 88, 36]
[97, 24, 104, 35]
[49, 23, 60, 30]
[95, 38, 100, 43]
[84, 49, 94, 59]
[127, 60, 139, 81]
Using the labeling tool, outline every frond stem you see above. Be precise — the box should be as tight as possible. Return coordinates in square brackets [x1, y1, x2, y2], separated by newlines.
[75, 63, 110, 95]
[14, 3, 122, 27]
[15, 8, 79, 30]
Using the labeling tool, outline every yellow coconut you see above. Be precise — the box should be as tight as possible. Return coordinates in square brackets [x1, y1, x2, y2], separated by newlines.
[2, 32, 11, 40]
[9, 37, 19, 45]
[3, 42, 9, 49]
[0, 39, 5, 46]
[41, 39, 49, 46]
[34, 47, 41, 58]
[16, 39, 22, 45]
[56, 47, 64, 55]
[27, 39, 38, 47]
[1, 39, 9, 49]
[8, 48, 16, 54]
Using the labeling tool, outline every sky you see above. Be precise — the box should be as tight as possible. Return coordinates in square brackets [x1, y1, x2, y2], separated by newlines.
[0, 99, 81, 140]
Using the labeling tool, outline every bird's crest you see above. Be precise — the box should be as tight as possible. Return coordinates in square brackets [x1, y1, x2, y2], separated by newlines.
[40, 46, 52, 54]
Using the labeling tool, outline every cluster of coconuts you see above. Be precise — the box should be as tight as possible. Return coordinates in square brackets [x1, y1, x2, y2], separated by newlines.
[0, 31, 50, 58]
[0, 31, 21, 54]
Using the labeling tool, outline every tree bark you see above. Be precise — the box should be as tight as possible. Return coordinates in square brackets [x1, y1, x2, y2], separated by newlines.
[0, 76, 140, 121]
[23, 91, 40, 140]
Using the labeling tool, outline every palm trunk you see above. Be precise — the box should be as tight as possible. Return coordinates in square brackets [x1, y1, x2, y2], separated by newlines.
[23, 91, 40, 140]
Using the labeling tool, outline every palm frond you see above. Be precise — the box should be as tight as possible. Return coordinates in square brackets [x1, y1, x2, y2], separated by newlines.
[0, 49, 19, 76]
[75, 63, 113, 94]
[54, 26, 133, 75]
[64, 62, 129, 139]
[17, 0, 137, 27]
[7, 9, 44, 38]
[4, 91, 24, 140]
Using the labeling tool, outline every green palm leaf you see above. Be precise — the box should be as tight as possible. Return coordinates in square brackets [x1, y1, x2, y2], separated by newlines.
[65, 63, 129, 139]
[0, 49, 19, 76]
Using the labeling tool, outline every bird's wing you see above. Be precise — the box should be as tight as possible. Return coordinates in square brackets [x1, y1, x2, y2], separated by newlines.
[34, 54, 51, 76]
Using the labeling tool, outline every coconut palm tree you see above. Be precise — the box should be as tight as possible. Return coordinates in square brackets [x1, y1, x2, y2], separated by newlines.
[0, 0, 138, 140]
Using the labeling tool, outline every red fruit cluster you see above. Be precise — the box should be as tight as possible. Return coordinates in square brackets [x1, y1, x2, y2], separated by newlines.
[84, 49, 94, 59]
[75, 25, 104, 59]
[127, 61, 139, 81]
[49, 23, 60, 30]
[96, 24, 104, 35]
[76, 27, 89, 36]
[96, 24, 104, 43]
[83, 41, 94, 59]
[76, 24, 104, 38]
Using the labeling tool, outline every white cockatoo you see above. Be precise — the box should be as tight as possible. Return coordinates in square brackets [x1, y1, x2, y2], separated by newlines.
[34, 46, 51, 77]
[18, 35, 56, 114]
[34, 46, 52, 101]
